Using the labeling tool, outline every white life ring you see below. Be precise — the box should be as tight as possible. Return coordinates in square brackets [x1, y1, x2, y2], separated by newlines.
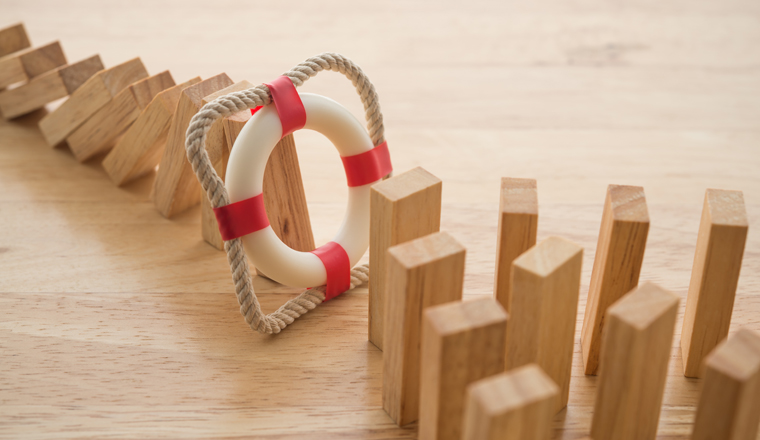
[225, 92, 382, 288]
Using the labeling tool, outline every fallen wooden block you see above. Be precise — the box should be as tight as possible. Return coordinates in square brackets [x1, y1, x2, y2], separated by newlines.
[590, 282, 679, 440]
[419, 297, 508, 440]
[66, 70, 175, 162]
[39, 57, 148, 147]
[581, 184, 649, 375]
[0, 41, 66, 89]
[152, 73, 233, 218]
[383, 231, 466, 426]
[506, 236, 583, 413]
[462, 364, 559, 440]
[681, 189, 748, 378]
[103, 77, 201, 185]
[493, 177, 538, 314]
[0, 23, 30, 58]
[692, 328, 760, 440]
[369, 167, 442, 350]
[0, 55, 102, 119]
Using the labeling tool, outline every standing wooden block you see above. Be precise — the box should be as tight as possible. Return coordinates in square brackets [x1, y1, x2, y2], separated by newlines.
[39, 57, 148, 147]
[382, 232, 466, 426]
[419, 297, 508, 440]
[103, 77, 201, 185]
[0, 23, 30, 58]
[462, 364, 559, 440]
[681, 189, 748, 378]
[590, 282, 679, 440]
[66, 71, 175, 162]
[152, 73, 233, 218]
[506, 236, 583, 413]
[580, 184, 650, 375]
[493, 177, 538, 314]
[369, 167, 442, 350]
[692, 328, 760, 440]
[0, 55, 103, 119]
[0, 41, 66, 89]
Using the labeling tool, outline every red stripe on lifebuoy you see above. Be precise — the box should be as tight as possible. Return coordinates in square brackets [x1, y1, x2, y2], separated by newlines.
[265, 76, 306, 138]
[341, 141, 392, 187]
[213, 193, 270, 241]
[310, 242, 351, 300]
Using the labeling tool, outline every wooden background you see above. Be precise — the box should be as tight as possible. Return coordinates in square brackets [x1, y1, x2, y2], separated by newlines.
[1, 0, 759, 438]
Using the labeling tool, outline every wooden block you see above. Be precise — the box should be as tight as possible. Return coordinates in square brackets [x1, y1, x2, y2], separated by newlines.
[382, 232, 466, 426]
[369, 167, 442, 350]
[506, 236, 583, 413]
[103, 77, 201, 185]
[462, 364, 559, 440]
[681, 189, 749, 378]
[0, 23, 30, 58]
[67, 71, 175, 162]
[39, 57, 148, 147]
[419, 297, 508, 440]
[0, 41, 66, 89]
[590, 282, 679, 440]
[0, 55, 102, 119]
[493, 177, 538, 314]
[152, 73, 233, 218]
[692, 328, 760, 440]
[580, 184, 650, 375]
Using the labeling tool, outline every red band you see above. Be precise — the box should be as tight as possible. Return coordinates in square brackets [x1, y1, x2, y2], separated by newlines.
[310, 242, 351, 300]
[341, 141, 393, 187]
[213, 193, 270, 241]
[264, 76, 306, 138]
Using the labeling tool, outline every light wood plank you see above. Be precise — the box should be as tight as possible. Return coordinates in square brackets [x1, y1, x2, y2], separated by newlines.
[0, 23, 30, 58]
[0, 41, 66, 89]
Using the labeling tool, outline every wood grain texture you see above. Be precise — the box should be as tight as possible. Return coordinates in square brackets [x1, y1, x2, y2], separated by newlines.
[38, 57, 147, 147]
[462, 364, 560, 440]
[494, 177, 538, 314]
[0, 22, 30, 58]
[152, 73, 233, 218]
[1, 1, 760, 438]
[103, 77, 201, 185]
[580, 184, 650, 375]
[0, 55, 102, 119]
[0, 40, 66, 89]
[419, 298, 508, 440]
[507, 236, 583, 413]
[369, 167, 442, 350]
[681, 189, 749, 377]
[591, 282, 680, 440]
[382, 232, 465, 426]
[692, 328, 760, 440]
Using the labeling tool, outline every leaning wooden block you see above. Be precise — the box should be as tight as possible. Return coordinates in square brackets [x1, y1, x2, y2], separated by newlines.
[39, 57, 148, 147]
[493, 177, 538, 314]
[681, 189, 749, 378]
[462, 364, 559, 440]
[369, 167, 442, 350]
[692, 328, 760, 440]
[383, 231, 466, 426]
[590, 282, 679, 440]
[66, 71, 175, 162]
[0, 23, 30, 58]
[0, 55, 103, 119]
[581, 184, 649, 375]
[0, 41, 66, 89]
[419, 297, 508, 440]
[506, 236, 583, 413]
[152, 73, 233, 218]
[103, 77, 201, 185]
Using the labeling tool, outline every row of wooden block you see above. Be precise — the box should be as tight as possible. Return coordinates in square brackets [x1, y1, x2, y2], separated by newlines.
[366, 168, 759, 439]
[0, 22, 314, 255]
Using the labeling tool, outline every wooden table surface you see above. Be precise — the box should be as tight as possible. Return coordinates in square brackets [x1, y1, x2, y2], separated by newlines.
[1, 0, 759, 438]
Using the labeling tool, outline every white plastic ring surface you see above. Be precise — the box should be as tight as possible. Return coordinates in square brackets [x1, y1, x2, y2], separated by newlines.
[225, 92, 377, 288]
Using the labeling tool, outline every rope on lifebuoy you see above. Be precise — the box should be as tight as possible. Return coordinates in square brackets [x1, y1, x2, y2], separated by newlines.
[184, 53, 384, 334]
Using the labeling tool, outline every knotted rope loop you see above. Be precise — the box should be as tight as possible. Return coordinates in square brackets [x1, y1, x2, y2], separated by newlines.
[185, 53, 383, 334]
